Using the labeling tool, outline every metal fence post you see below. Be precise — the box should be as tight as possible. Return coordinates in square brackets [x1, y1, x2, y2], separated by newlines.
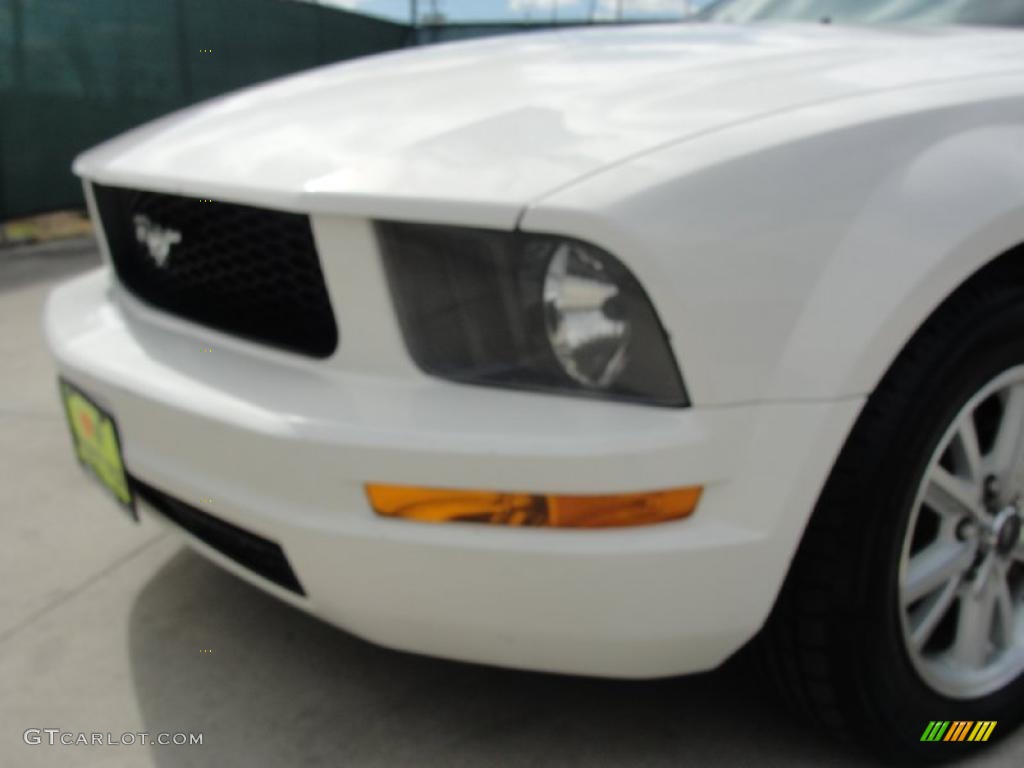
[174, 0, 193, 102]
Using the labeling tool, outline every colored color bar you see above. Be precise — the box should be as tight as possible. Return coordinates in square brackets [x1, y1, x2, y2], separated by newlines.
[922, 721, 950, 742]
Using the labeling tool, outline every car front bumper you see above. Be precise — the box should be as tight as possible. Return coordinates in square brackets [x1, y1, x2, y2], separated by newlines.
[45, 266, 863, 678]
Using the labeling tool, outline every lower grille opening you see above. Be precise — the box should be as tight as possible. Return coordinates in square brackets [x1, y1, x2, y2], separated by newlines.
[132, 478, 305, 596]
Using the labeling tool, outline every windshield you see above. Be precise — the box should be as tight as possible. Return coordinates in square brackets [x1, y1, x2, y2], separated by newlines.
[698, 0, 1024, 27]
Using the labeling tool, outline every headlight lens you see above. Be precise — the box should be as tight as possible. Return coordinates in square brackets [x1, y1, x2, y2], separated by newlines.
[543, 239, 631, 389]
[376, 222, 687, 406]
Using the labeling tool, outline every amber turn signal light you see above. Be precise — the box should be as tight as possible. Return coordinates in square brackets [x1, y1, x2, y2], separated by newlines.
[365, 485, 702, 528]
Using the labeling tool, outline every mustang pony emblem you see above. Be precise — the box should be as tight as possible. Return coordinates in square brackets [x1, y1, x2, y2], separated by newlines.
[133, 214, 182, 267]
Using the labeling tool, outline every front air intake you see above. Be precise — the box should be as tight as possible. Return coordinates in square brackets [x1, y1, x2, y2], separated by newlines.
[133, 478, 305, 596]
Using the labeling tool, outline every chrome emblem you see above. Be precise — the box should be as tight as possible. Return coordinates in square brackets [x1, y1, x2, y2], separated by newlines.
[133, 214, 181, 267]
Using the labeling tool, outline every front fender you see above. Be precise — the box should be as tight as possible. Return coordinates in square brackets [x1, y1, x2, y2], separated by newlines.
[774, 124, 1024, 401]
[521, 80, 1024, 406]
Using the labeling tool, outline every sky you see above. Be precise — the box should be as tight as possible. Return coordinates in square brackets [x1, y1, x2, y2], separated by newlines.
[308, 0, 704, 24]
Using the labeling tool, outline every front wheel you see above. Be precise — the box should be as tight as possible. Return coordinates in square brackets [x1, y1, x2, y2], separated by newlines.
[898, 366, 1024, 703]
[762, 265, 1024, 761]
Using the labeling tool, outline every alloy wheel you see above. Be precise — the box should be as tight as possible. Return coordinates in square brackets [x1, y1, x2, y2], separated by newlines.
[899, 366, 1024, 699]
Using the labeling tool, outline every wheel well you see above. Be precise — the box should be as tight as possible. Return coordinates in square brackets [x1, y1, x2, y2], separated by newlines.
[874, 240, 1024, 398]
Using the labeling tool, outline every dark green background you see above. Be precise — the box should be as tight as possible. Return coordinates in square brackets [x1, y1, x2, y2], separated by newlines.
[0, 0, 410, 219]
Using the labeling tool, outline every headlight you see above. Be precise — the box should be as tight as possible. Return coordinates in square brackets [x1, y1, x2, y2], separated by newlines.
[376, 222, 687, 407]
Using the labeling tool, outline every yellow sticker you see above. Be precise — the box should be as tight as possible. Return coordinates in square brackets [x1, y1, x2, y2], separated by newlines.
[62, 384, 132, 507]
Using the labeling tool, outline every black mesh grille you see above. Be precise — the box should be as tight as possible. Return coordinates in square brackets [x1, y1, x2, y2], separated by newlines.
[132, 477, 305, 596]
[93, 184, 338, 358]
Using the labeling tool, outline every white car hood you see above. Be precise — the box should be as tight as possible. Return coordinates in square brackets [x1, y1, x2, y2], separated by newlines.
[75, 22, 1024, 228]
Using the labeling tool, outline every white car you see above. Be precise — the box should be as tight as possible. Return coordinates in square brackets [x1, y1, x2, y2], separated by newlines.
[46, 0, 1024, 759]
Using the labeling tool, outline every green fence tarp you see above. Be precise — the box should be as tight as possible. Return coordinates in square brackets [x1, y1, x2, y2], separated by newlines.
[0, 0, 409, 219]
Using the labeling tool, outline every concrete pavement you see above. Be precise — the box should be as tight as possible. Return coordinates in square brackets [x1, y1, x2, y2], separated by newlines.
[2, 240, 1023, 767]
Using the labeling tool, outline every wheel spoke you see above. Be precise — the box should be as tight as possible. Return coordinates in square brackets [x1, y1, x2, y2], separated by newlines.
[993, 566, 1018, 648]
[904, 542, 975, 604]
[1013, 528, 1024, 564]
[910, 578, 960, 650]
[955, 414, 984, 484]
[953, 576, 998, 668]
[989, 384, 1024, 478]
[925, 466, 979, 519]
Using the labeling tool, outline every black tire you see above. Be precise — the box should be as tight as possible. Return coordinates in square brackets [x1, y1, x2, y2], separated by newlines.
[761, 259, 1024, 763]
